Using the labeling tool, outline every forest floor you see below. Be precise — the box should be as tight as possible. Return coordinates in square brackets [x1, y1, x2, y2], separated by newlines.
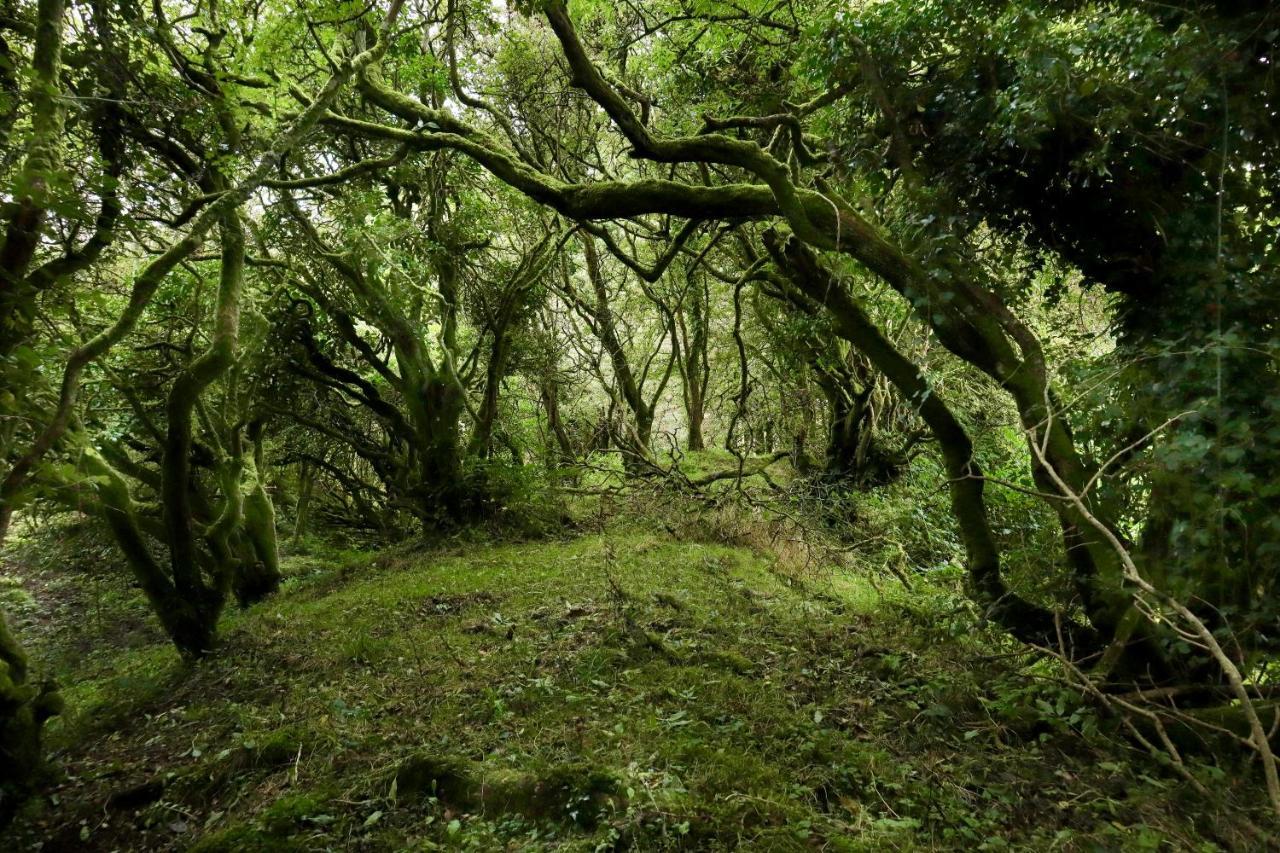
[0, 509, 1272, 851]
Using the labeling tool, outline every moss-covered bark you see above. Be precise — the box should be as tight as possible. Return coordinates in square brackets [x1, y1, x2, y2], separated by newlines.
[0, 611, 61, 828]
[81, 447, 218, 654]
[156, 210, 246, 653]
[286, 193, 472, 528]
[575, 234, 669, 468]
[540, 377, 575, 464]
[0, 8, 401, 542]
[0, 0, 66, 355]
[234, 427, 281, 606]
[815, 369, 872, 482]
[764, 232, 1101, 658]
[674, 283, 710, 452]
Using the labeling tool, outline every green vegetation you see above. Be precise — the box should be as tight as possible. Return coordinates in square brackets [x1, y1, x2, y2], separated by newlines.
[0, 0, 1277, 846]
[2, 511, 1269, 849]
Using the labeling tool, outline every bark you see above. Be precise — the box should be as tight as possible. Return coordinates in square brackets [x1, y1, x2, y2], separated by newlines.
[540, 378, 575, 464]
[469, 238, 562, 459]
[764, 232, 1102, 657]
[0, 9, 405, 541]
[82, 447, 219, 655]
[286, 177, 470, 527]
[234, 424, 281, 606]
[292, 461, 315, 544]
[0, 0, 65, 354]
[472, 328, 512, 459]
[0, 4, 71, 761]
[413, 373, 466, 523]
[815, 369, 873, 483]
[581, 235, 649, 458]
[17, 0, 126, 300]
[0, 612, 61, 828]
[686, 398, 706, 452]
[674, 280, 710, 452]
[156, 209, 246, 653]
[570, 234, 674, 468]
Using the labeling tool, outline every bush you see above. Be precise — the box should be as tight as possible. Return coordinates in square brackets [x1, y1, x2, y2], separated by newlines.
[456, 459, 567, 538]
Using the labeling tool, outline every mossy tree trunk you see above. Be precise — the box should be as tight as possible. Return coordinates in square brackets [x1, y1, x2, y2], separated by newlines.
[470, 237, 557, 460]
[540, 377, 575, 464]
[471, 329, 511, 460]
[292, 460, 315, 545]
[0, 0, 66, 358]
[286, 190, 471, 528]
[764, 232, 1103, 658]
[815, 368, 873, 484]
[411, 372, 465, 524]
[672, 274, 711, 452]
[420, 227, 467, 519]
[232, 422, 281, 606]
[156, 208, 246, 655]
[569, 234, 674, 471]
[0, 611, 61, 828]
[0, 0, 66, 821]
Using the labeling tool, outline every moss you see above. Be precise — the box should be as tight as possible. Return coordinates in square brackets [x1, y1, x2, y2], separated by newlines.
[0, 615, 61, 827]
[479, 763, 624, 827]
[187, 825, 298, 853]
[393, 754, 476, 804]
[177, 725, 312, 803]
[701, 648, 755, 674]
[260, 791, 334, 836]
[652, 591, 686, 610]
[5, 531, 1268, 851]
[254, 726, 306, 767]
[393, 754, 622, 827]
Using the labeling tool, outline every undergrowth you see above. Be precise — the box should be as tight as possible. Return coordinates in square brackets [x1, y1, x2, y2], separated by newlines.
[0, 481, 1271, 850]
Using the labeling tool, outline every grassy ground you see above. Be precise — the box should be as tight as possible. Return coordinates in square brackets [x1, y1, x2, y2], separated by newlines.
[0, 513, 1270, 851]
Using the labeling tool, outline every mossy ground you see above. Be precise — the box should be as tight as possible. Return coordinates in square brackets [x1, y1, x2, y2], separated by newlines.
[0, 509, 1271, 850]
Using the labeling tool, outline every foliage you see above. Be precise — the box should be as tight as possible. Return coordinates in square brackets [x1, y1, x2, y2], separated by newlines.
[0, 0, 1276, 838]
[4, 525, 1270, 848]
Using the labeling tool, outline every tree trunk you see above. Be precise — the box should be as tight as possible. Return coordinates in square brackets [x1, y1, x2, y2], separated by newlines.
[471, 327, 512, 458]
[0, 612, 61, 828]
[0, 0, 66, 358]
[631, 406, 655, 468]
[83, 448, 220, 657]
[292, 461, 315, 544]
[675, 287, 710, 452]
[818, 375, 870, 482]
[156, 209, 246, 654]
[578, 234, 657, 466]
[234, 466, 281, 606]
[543, 381, 574, 464]
[685, 387, 706, 452]
[765, 232, 1102, 658]
[415, 374, 465, 525]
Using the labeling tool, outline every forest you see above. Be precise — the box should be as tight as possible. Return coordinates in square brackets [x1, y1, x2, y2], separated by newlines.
[0, 0, 1277, 848]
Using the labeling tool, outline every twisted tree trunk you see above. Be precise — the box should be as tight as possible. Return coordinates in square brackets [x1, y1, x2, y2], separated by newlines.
[764, 232, 1102, 658]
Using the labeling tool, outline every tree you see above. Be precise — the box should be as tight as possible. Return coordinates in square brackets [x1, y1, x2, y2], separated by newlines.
[316, 0, 1276, 682]
[0, 0, 405, 812]
[0, 0, 1274, 824]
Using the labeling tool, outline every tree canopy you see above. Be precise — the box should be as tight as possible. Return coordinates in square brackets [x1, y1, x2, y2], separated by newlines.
[0, 0, 1277, 834]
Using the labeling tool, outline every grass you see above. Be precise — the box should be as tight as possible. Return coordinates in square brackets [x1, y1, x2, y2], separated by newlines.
[1, 513, 1270, 850]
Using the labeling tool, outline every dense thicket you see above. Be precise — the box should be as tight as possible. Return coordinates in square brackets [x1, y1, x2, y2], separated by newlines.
[0, 0, 1275, 822]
